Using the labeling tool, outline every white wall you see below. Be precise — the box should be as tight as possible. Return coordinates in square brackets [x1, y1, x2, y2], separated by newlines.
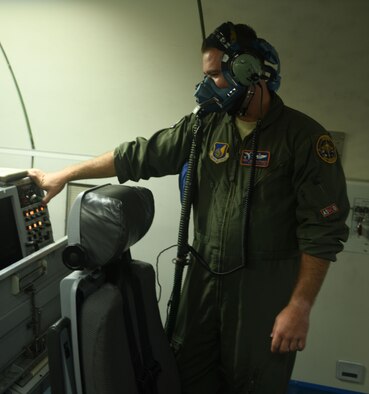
[1, 0, 369, 392]
[0, 0, 201, 328]
[0, 0, 202, 153]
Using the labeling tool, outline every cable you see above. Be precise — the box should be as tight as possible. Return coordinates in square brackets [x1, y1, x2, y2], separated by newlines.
[197, 0, 206, 40]
[0, 42, 36, 168]
[155, 244, 177, 303]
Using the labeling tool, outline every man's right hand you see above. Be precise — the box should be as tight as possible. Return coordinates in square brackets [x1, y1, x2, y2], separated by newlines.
[27, 151, 116, 204]
[28, 168, 67, 204]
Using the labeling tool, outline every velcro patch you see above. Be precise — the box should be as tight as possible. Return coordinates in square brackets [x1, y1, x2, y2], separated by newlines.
[240, 150, 270, 167]
[320, 203, 339, 218]
[316, 135, 337, 164]
[209, 142, 230, 164]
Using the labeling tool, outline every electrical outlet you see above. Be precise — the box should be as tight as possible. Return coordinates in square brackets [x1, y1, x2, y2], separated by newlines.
[336, 360, 365, 384]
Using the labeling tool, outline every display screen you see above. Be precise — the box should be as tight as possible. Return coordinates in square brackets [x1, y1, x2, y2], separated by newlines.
[0, 196, 22, 270]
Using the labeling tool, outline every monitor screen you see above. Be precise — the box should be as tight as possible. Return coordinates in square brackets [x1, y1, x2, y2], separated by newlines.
[0, 196, 22, 270]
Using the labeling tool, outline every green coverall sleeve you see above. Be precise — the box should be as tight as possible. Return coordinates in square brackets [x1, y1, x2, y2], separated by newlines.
[292, 133, 350, 262]
[113, 114, 195, 183]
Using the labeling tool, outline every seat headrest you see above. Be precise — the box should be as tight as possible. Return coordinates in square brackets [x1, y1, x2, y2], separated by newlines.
[63, 184, 154, 270]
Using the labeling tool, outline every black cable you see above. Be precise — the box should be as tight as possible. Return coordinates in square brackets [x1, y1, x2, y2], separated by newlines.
[197, 0, 206, 40]
[189, 245, 247, 276]
[241, 122, 260, 266]
[0, 42, 36, 167]
[155, 244, 177, 303]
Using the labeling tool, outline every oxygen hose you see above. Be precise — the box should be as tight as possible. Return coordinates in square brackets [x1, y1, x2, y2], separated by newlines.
[165, 116, 203, 343]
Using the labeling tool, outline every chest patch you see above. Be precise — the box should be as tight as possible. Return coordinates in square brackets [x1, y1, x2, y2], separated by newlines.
[240, 150, 270, 167]
[209, 142, 230, 164]
[316, 135, 337, 164]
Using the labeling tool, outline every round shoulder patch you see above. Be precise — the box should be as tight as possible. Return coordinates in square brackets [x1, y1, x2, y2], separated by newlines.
[316, 135, 337, 164]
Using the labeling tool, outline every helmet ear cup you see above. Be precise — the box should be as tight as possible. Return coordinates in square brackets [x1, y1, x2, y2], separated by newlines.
[229, 53, 263, 86]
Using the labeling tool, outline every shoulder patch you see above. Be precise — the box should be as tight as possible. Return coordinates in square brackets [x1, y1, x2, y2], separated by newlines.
[316, 135, 337, 164]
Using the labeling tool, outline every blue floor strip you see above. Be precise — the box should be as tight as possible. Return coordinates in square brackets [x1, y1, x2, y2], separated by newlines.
[288, 380, 367, 394]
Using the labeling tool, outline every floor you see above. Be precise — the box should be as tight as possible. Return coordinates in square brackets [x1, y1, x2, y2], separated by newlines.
[287, 380, 366, 394]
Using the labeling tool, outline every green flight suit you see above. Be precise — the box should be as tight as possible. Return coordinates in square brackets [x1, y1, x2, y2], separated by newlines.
[114, 93, 349, 394]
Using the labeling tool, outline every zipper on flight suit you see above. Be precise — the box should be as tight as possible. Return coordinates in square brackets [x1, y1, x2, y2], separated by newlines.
[217, 126, 243, 273]
[217, 126, 256, 273]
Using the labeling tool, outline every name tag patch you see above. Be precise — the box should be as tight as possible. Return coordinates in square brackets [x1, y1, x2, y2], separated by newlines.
[240, 150, 270, 167]
[320, 203, 339, 218]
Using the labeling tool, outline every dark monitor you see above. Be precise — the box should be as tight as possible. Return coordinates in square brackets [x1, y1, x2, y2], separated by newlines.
[0, 195, 22, 270]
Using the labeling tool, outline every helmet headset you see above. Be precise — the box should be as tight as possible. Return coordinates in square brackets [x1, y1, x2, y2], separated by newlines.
[194, 22, 281, 115]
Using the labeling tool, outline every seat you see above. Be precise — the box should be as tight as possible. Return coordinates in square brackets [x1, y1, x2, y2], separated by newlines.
[46, 184, 180, 394]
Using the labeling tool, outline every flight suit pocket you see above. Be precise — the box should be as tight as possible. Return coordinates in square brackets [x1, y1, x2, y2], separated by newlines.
[298, 180, 334, 222]
[254, 159, 290, 187]
[193, 162, 220, 242]
[253, 160, 293, 207]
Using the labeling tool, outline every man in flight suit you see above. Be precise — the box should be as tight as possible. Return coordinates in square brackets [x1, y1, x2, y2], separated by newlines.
[29, 22, 349, 394]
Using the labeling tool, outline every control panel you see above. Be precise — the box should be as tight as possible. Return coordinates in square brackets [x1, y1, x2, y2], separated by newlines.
[15, 177, 54, 254]
[0, 174, 54, 269]
[344, 180, 369, 255]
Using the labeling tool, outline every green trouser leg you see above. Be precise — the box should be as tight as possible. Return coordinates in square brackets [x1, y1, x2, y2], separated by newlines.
[171, 257, 299, 394]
